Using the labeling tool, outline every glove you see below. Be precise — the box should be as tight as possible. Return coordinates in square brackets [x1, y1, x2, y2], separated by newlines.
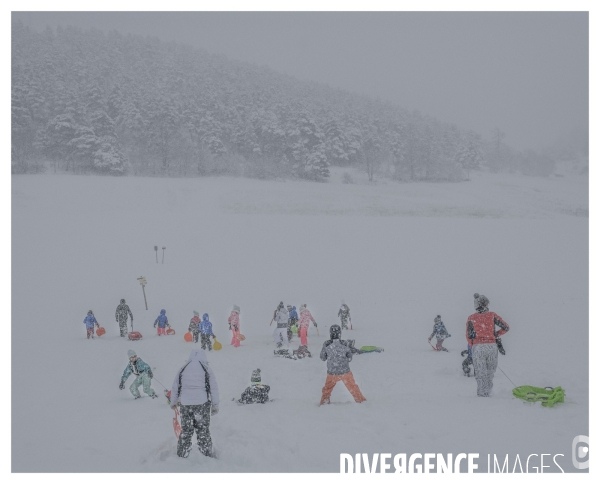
[212, 334, 216, 339]
[148, 371, 153, 379]
[119, 381, 125, 390]
[313, 322, 318, 327]
[448, 334, 452, 337]
[171, 402, 178, 410]
[211, 404, 219, 416]
[154, 323, 157, 328]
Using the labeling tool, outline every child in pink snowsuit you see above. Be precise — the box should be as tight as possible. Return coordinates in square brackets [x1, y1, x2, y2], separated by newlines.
[298, 304, 318, 346]
[228, 305, 241, 347]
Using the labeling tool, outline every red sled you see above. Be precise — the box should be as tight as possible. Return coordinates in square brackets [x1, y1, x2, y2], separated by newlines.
[96, 327, 106, 337]
[173, 406, 182, 440]
[184, 332, 193, 342]
[128, 331, 143, 341]
[166, 328, 176, 335]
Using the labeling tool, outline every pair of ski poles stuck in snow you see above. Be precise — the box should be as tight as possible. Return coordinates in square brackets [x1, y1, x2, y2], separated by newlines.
[154, 245, 166, 264]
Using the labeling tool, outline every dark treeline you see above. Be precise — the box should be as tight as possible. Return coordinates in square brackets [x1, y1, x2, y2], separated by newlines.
[12, 20, 559, 180]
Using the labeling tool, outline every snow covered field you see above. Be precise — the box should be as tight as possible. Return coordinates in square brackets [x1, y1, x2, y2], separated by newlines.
[11, 170, 588, 472]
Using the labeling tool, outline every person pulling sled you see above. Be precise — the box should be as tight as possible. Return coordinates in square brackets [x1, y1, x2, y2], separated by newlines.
[154, 309, 171, 336]
[83, 310, 100, 339]
[466, 293, 510, 397]
[115, 299, 133, 337]
[119, 349, 157, 399]
[200, 313, 216, 351]
[189, 311, 201, 343]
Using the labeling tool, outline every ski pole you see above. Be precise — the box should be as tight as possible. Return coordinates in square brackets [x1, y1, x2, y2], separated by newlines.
[428, 339, 437, 351]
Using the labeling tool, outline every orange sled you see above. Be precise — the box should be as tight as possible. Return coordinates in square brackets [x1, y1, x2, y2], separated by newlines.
[237, 333, 246, 341]
[96, 327, 106, 337]
[166, 328, 176, 335]
[173, 406, 182, 440]
[184, 332, 193, 342]
[128, 331, 143, 341]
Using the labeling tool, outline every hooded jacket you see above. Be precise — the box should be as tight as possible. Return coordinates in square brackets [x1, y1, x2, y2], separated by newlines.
[170, 349, 220, 406]
[189, 315, 200, 332]
[288, 307, 299, 321]
[430, 321, 449, 340]
[154, 309, 168, 328]
[320, 339, 353, 375]
[200, 313, 214, 335]
[83, 313, 98, 329]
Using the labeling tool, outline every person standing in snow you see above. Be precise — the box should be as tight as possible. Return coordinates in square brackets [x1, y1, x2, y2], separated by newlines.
[189, 311, 201, 343]
[272, 302, 290, 356]
[228, 305, 241, 348]
[115, 299, 133, 337]
[466, 293, 510, 397]
[154, 309, 170, 336]
[428, 315, 451, 352]
[287, 304, 298, 343]
[119, 349, 157, 399]
[170, 349, 220, 458]
[338, 301, 351, 330]
[238, 369, 271, 404]
[298, 304, 318, 347]
[83, 310, 100, 339]
[319, 324, 366, 405]
[200, 313, 216, 351]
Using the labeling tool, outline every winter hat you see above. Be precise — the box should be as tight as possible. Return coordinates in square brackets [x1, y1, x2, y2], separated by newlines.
[330, 324, 341, 340]
[202, 313, 209, 321]
[251, 369, 261, 385]
[278, 301, 284, 310]
[474, 293, 489, 310]
[127, 349, 136, 358]
[193, 310, 199, 317]
[120, 299, 125, 304]
[300, 304, 307, 312]
[434, 315, 442, 323]
[232, 305, 240, 313]
[87, 310, 93, 315]
[286, 304, 292, 309]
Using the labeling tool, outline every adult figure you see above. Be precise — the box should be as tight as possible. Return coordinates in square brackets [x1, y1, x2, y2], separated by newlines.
[466, 293, 510, 397]
[115, 298, 133, 337]
[170, 349, 220, 458]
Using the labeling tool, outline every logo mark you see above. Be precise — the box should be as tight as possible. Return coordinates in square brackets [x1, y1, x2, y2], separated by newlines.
[572, 435, 589, 469]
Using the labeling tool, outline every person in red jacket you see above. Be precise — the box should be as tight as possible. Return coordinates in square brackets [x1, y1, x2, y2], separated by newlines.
[465, 293, 510, 397]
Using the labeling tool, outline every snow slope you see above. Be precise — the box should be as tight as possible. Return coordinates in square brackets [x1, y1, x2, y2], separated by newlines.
[11, 171, 588, 472]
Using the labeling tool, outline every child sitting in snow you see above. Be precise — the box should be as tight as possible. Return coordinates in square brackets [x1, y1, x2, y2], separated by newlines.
[238, 369, 271, 404]
[428, 315, 451, 352]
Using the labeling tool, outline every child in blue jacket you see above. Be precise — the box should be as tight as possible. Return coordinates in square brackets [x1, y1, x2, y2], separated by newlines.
[83, 310, 100, 339]
[200, 313, 216, 351]
[154, 309, 171, 336]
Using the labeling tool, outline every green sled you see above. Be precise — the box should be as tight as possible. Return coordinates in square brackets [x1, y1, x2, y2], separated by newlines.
[512, 385, 565, 407]
[359, 346, 384, 353]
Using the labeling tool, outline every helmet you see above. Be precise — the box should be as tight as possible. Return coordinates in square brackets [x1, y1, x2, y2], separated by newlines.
[330, 324, 342, 340]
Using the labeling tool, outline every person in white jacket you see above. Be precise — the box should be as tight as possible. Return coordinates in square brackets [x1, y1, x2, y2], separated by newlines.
[272, 302, 290, 356]
[170, 349, 220, 458]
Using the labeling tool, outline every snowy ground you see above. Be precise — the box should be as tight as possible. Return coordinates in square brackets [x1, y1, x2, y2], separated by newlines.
[11, 170, 588, 472]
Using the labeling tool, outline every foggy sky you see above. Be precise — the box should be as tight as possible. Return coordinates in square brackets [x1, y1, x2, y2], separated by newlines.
[13, 11, 588, 151]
